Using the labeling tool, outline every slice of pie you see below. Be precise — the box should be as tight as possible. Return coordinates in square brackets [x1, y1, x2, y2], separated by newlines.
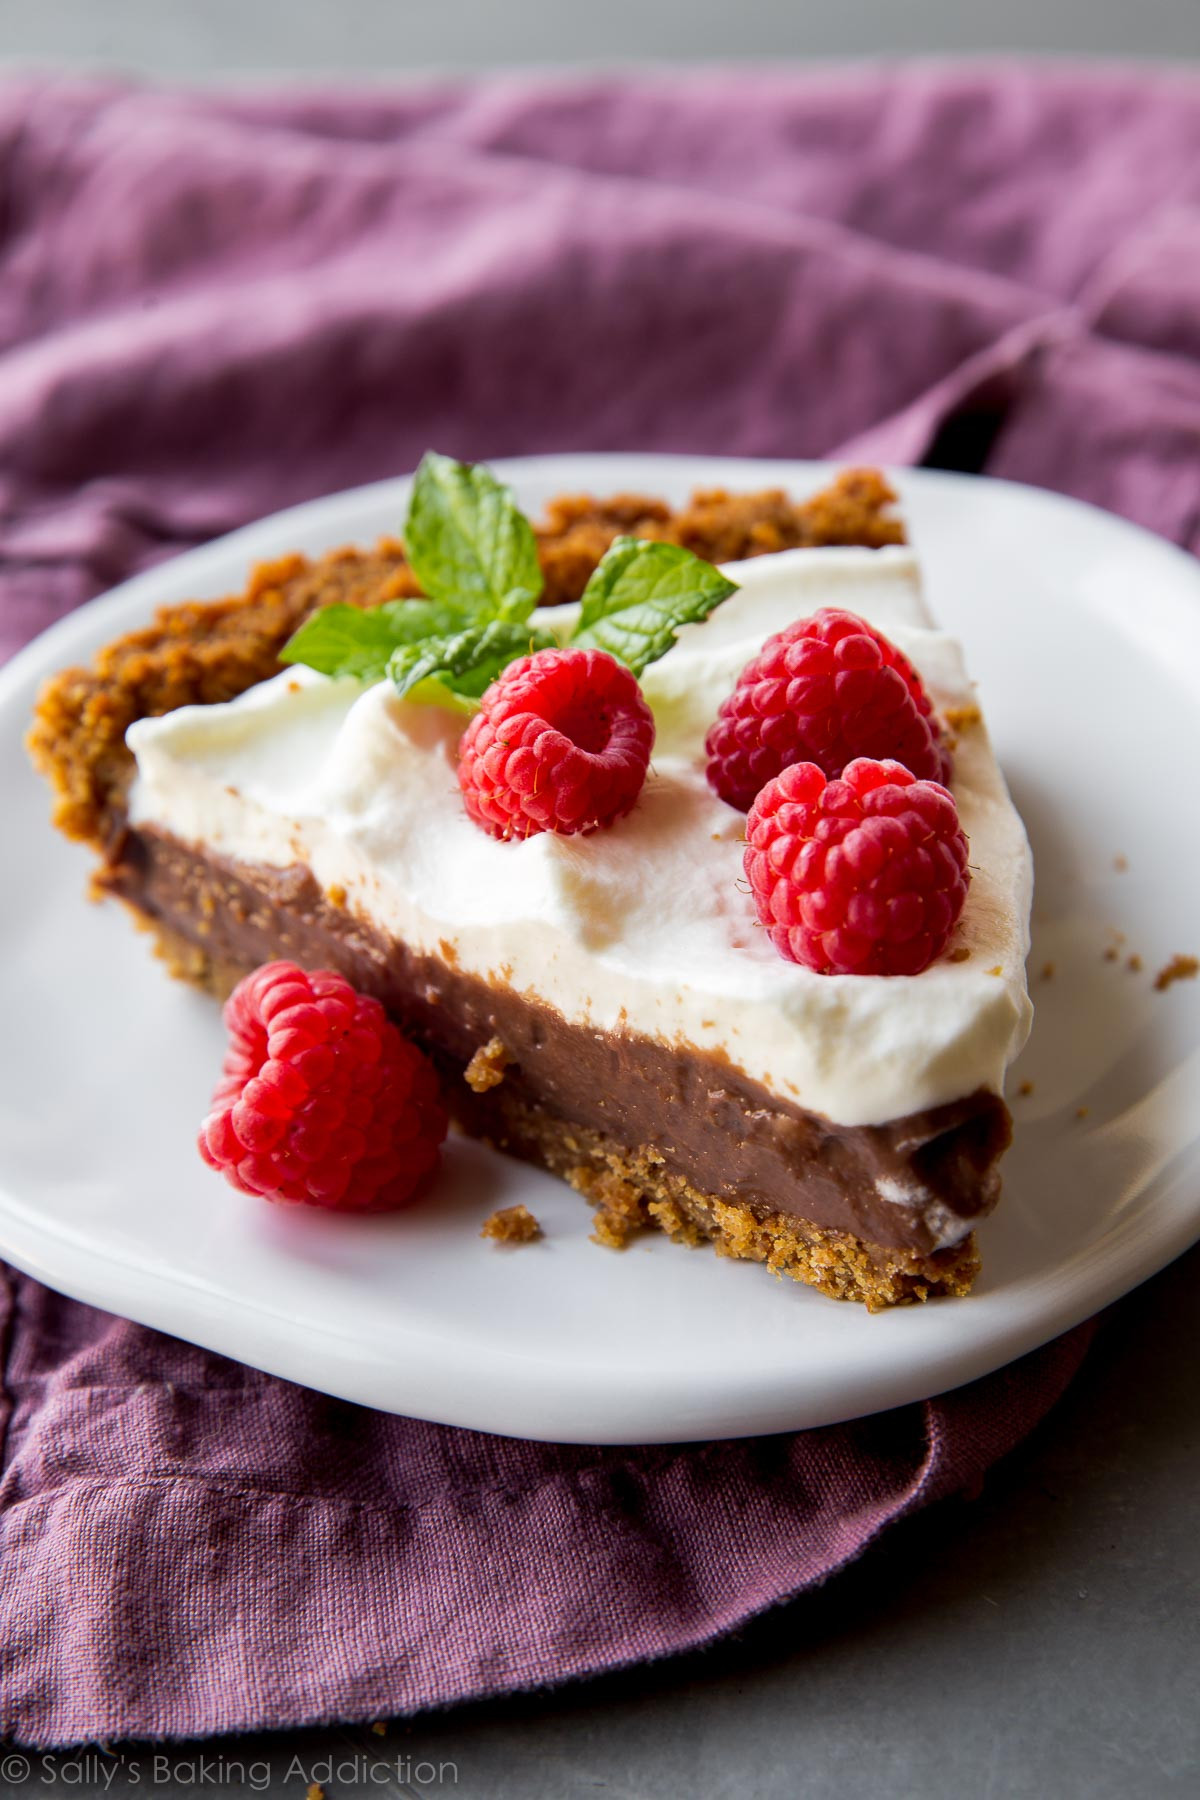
[28, 468, 1032, 1309]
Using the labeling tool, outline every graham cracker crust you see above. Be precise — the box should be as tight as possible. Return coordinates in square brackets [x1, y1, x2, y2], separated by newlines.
[483, 1094, 980, 1310]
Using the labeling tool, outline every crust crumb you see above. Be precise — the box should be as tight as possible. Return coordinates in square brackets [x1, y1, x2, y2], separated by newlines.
[1114, 853, 1129, 872]
[370, 1722, 387, 1738]
[943, 703, 982, 733]
[591, 1209, 634, 1249]
[586, 1163, 650, 1248]
[480, 1204, 542, 1245]
[464, 1036, 513, 1092]
[948, 945, 971, 963]
[1041, 961, 1055, 981]
[1075, 1106, 1090, 1120]
[1017, 1080, 1034, 1097]
[326, 883, 347, 908]
[1154, 953, 1199, 993]
[307, 1786, 326, 1800]
[1127, 953, 1143, 973]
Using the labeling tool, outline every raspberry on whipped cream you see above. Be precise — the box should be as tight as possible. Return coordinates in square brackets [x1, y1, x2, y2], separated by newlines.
[458, 647, 655, 841]
[705, 606, 951, 809]
[744, 758, 970, 977]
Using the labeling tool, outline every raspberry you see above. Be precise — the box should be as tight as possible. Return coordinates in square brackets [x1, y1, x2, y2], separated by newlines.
[198, 961, 447, 1210]
[706, 608, 950, 810]
[458, 646, 656, 840]
[744, 758, 969, 976]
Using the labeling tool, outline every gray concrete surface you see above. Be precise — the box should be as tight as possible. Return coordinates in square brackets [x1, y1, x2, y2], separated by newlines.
[0, 0, 1197, 77]
[3, 1242, 1198, 1797]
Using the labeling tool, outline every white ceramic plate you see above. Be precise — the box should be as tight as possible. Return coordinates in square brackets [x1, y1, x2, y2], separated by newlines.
[2, 456, 1199, 1444]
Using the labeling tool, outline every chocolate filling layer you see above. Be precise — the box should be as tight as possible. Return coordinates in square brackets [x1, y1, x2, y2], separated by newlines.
[104, 826, 1011, 1257]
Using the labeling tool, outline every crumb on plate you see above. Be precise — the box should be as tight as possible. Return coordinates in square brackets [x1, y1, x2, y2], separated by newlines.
[481, 1204, 542, 1245]
[1154, 953, 1199, 994]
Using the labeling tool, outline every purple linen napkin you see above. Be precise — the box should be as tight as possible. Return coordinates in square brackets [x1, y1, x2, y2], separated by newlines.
[1, 62, 1196, 1747]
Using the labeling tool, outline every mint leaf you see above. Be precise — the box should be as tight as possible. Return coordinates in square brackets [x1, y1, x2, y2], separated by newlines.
[404, 452, 543, 616]
[279, 598, 474, 683]
[493, 585, 541, 623]
[571, 538, 738, 675]
[389, 619, 557, 711]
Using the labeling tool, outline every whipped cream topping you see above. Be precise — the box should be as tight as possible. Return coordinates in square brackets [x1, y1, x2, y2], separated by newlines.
[126, 544, 1033, 1130]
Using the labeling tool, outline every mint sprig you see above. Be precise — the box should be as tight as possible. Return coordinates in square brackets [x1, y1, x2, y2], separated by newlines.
[280, 455, 739, 710]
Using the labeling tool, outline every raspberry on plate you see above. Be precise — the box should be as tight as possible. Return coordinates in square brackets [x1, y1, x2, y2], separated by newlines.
[744, 758, 970, 977]
[199, 961, 447, 1210]
[459, 646, 656, 840]
[706, 607, 951, 810]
